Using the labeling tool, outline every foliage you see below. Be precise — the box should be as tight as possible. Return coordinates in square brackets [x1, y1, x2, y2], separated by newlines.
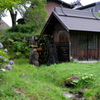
[0, 43, 14, 81]
[24, 0, 47, 32]
[0, 59, 100, 99]
[78, 73, 95, 87]
[84, 89, 97, 100]
[0, 0, 21, 9]
[6, 24, 34, 33]
[0, 0, 47, 32]
[11, 40, 29, 58]
[0, 9, 5, 19]
[72, 73, 95, 88]
[0, 32, 31, 59]
[0, 0, 22, 31]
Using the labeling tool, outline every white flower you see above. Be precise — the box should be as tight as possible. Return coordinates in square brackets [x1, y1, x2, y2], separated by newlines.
[0, 68, 6, 72]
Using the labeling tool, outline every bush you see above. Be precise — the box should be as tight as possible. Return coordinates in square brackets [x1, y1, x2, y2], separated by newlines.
[10, 39, 30, 59]
[6, 24, 34, 33]
[0, 32, 31, 59]
[72, 73, 95, 88]
[0, 43, 14, 81]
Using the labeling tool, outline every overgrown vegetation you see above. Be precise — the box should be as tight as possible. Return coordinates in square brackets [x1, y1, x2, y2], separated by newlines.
[0, 42, 14, 84]
[0, 31, 33, 59]
[0, 0, 47, 32]
[0, 1, 100, 99]
[6, 25, 34, 33]
[0, 59, 100, 100]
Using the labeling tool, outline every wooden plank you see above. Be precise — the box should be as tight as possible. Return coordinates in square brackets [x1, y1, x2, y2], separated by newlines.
[56, 42, 70, 62]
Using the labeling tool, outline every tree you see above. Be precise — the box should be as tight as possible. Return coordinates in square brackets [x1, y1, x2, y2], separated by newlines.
[24, 0, 47, 32]
[0, 0, 47, 32]
[0, 0, 22, 31]
[0, 9, 5, 19]
[0, 0, 21, 9]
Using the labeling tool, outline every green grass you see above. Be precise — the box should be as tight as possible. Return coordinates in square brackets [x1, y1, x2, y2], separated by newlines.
[0, 59, 100, 100]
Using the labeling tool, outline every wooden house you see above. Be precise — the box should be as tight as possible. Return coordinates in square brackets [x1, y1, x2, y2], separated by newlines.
[46, 0, 72, 19]
[40, 7, 100, 62]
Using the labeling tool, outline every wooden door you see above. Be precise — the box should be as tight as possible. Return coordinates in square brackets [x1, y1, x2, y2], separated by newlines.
[56, 42, 71, 62]
[53, 30, 70, 62]
[78, 35, 99, 60]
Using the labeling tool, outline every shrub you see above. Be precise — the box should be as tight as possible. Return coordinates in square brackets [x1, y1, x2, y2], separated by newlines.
[6, 24, 34, 33]
[72, 73, 95, 88]
[0, 43, 14, 81]
[0, 32, 31, 59]
[10, 39, 30, 58]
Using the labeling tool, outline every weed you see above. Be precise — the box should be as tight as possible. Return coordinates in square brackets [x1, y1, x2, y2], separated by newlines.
[0, 59, 100, 99]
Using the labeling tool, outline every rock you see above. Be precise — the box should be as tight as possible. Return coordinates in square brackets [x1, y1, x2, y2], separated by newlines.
[78, 88, 89, 94]
[19, 74, 30, 78]
[29, 48, 39, 66]
[63, 88, 90, 100]
[74, 88, 89, 100]
[65, 75, 79, 87]
[63, 92, 75, 99]
[63, 91, 86, 100]
[75, 93, 83, 98]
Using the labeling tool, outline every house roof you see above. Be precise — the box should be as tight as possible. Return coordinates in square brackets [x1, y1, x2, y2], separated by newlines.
[77, 2, 100, 12]
[47, 0, 71, 8]
[0, 19, 9, 30]
[41, 7, 100, 34]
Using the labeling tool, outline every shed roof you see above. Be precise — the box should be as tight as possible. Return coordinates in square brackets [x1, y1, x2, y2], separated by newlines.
[41, 7, 100, 34]
[54, 7, 100, 32]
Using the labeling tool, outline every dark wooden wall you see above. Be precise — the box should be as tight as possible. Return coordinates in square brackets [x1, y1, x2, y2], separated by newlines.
[42, 16, 100, 61]
[70, 31, 100, 61]
[70, 32, 78, 60]
[53, 22, 70, 62]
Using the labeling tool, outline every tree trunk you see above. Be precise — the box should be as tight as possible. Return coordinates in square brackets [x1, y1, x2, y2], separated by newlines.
[9, 8, 17, 32]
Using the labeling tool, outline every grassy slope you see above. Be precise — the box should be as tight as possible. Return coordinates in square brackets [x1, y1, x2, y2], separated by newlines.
[0, 59, 100, 100]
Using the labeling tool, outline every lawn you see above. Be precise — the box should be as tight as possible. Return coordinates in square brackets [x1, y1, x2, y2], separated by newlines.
[0, 59, 100, 100]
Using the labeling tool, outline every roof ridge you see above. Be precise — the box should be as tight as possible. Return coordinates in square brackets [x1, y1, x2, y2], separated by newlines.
[54, 7, 100, 20]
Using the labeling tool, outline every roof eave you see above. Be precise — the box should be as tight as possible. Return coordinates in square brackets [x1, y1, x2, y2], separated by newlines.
[40, 11, 70, 35]
[53, 11, 70, 32]
[40, 12, 54, 35]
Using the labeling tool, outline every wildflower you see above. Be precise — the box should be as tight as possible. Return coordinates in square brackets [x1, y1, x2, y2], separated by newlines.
[0, 68, 6, 72]
[3, 59, 7, 62]
[10, 61, 14, 65]
[0, 43, 3, 48]
[4, 49, 8, 52]
[0, 56, 2, 58]
[6, 64, 12, 70]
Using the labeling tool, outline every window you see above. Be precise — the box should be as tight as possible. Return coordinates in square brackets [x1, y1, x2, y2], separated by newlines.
[78, 35, 98, 49]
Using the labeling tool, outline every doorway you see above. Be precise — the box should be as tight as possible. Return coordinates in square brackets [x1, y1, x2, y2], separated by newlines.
[53, 30, 70, 62]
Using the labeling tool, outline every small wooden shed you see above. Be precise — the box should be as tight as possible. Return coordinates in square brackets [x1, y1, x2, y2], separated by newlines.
[40, 7, 100, 62]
